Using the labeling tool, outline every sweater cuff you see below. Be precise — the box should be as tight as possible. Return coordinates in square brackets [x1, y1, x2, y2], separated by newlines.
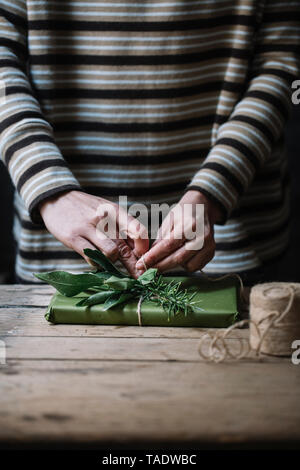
[185, 184, 228, 225]
[185, 164, 239, 225]
[28, 181, 82, 225]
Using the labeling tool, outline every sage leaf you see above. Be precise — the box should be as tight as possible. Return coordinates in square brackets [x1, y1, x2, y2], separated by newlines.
[84, 248, 127, 278]
[104, 275, 137, 291]
[76, 290, 116, 307]
[34, 271, 105, 297]
[137, 268, 158, 285]
[90, 271, 112, 280]
[102, 293, 134, 311]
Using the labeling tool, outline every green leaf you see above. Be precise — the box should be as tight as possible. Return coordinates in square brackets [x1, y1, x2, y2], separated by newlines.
[90, 271, 112, 280]
[85, 285, 109, 293]
[34, 271, 105, 297]
[104, 275, 137, 291]
[76, 290, 116, 307]
[102, 293, 134, 311]
[137, 268, 158, 285]
[83, 248, 127, 278]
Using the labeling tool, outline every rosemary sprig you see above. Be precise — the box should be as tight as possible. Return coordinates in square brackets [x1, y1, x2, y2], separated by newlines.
[134, 275, 198, 319]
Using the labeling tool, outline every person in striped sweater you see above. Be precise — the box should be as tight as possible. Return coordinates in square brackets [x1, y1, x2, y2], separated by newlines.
[0, 1, 299, 282]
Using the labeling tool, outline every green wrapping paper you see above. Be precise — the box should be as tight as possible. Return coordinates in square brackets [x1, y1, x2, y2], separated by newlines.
[45, 276, 239, 328]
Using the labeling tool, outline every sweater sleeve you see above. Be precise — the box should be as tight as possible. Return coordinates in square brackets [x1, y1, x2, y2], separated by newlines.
[0, 1, 81, 224]
[186, 0, 300, 224]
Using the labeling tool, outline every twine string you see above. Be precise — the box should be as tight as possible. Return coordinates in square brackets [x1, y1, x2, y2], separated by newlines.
[136, 255, 148, 326]
[200, 270, 246, 303]
[198, 283, 298, 362]
[137, 295, 144, 327]
[135, 255, 297, 356]
[251, 285, 296, 356]
[141, 254, 148, 271]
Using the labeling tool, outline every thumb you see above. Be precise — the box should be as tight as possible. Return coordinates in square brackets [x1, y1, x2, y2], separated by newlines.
[118, 211, 149, 257]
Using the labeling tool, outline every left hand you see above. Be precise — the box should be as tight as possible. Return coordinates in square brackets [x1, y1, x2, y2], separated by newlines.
[136, 190, 222, 274]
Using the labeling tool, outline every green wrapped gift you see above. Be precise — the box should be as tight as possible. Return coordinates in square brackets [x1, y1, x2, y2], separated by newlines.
[45, 276, 239, 328]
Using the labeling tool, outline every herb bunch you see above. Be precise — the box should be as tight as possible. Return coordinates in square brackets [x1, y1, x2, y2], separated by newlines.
[35, 248, 201, 318]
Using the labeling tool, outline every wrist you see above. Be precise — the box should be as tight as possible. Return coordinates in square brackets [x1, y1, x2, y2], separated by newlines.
[39, 189, 79, 217]
[184, 189, 223, 225]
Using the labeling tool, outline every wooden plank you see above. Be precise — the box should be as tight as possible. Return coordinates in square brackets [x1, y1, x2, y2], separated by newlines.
[1, 335, 287, 363]
[0, 285, 54, 307]
[0, 308, 249, 339]
[0, 360, 299, 445]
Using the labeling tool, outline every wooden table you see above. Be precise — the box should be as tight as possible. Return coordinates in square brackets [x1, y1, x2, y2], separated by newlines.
[0, 285, 299, 449]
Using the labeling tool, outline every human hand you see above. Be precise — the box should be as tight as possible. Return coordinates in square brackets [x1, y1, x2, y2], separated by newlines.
[39, 190, 149, 278]
[136, 190, 221, 274]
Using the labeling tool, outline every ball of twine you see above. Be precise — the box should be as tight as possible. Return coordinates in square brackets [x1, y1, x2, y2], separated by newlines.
[198, 282, 300, 362]
[250, 282, 300, 356]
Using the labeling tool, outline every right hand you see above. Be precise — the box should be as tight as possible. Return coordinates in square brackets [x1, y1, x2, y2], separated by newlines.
[39, 190, 149, 278]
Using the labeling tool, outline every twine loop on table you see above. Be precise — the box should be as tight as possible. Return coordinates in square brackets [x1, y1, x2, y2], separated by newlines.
[136, 255, 300, 358]
[198, 282, 300, 362]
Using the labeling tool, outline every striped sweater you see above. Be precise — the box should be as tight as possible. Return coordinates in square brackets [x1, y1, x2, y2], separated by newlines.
[0, 0, 299, 281]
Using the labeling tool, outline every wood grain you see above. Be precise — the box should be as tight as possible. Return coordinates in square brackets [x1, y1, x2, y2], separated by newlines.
[3, 335, 255, 362]
[0, 307, 249, 339]
[0, 284, 54, 306]
[0, 284, 299, 447]
[0, 360, 299, 445]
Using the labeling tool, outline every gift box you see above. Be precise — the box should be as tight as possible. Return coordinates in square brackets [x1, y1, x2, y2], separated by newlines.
[45, 276, 239, 328]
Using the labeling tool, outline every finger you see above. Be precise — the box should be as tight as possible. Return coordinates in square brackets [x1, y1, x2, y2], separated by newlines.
[149, 205, 177, 252]
[155, 226, 214, 273]
[184, 233, 205, 251]
[133, 232, 149, 259]
[88, 222, 142, 278]
[85, 225, 119, 262]
[71, 237, 100, 266]
[143, 205, 188, 268]
[118, 210, 149, 257]
[114, 238, 143, 279]
[126, 237, 134, 250]
[136, 233, 185, 271]
[184, 247, 215, 272]
[162, 203, 189, 240]
[159, 210, 174, 239]
[155, 245, 197, 273]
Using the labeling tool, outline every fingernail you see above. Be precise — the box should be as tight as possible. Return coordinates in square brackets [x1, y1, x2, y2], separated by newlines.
[136, 261, 143, 269]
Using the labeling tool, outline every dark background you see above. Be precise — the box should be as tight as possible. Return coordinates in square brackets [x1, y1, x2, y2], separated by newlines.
[0, 107, 299, 284]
